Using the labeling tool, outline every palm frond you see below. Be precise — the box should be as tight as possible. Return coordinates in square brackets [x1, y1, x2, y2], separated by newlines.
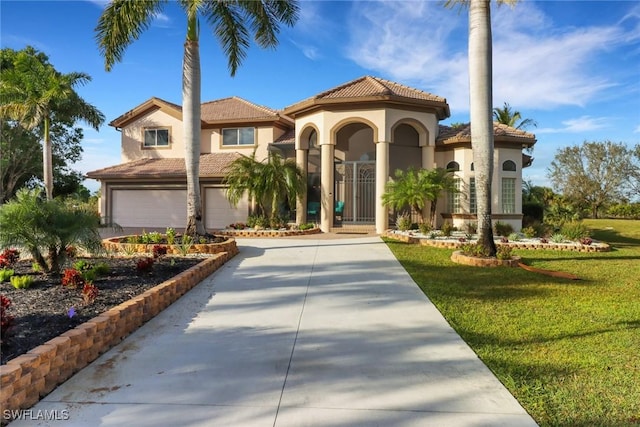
[95, 0, 167, 71]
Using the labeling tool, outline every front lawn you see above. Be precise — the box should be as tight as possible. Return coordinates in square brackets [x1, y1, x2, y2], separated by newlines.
[386, 219, 640, 426]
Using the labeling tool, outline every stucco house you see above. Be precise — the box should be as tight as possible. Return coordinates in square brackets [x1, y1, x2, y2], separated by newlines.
[87, 76, 536, 234]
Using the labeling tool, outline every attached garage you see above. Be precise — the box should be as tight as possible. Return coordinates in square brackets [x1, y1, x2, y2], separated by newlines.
[112, 189, 187, 228]
[205, 187, 249, 229]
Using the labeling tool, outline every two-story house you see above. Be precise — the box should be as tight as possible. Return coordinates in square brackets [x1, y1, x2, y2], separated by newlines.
[87, 76, 536, 233]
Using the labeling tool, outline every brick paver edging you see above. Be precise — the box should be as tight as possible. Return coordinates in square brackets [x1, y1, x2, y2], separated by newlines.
[215, 227, 321, 238]
[0, 249, 238, 421]
[383, 232, 611, 252]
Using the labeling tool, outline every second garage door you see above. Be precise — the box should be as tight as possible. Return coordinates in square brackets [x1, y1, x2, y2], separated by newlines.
[205, 187, 248, 229]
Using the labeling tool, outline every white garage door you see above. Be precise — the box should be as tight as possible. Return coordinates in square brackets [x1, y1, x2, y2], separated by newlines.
[205, 187, 248, 229]
[112, 189, 187, 228]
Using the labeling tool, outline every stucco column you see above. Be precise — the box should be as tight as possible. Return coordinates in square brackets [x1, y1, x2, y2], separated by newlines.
[320, 143, 334, 232]
[422, 144, 435, 170]
[376, 141, 390, 234]
[296, 148, 308, 224]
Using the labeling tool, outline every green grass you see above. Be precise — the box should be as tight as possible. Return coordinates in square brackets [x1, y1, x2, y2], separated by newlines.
[385, 219, 640, 426]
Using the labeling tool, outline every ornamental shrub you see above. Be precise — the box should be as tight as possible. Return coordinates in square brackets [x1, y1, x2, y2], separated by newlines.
[82, 283, 99, 305]
[0, 269, 15, 282]
[0, 249, 20, 268]
[0, 189, 102, 274]
[10, 275, 34, 289]
[396, 214, 412, 232]
[1, 295, 14, 345]
[61, 268, 85, 288]
[494, 221, 514, 237]
[441, 220, 454, 237]
[560, 221, 590, 241]
[136, 257, 154, 272]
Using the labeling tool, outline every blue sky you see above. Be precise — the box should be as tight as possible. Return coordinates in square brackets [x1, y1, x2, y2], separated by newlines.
[2, 0, 639, 193]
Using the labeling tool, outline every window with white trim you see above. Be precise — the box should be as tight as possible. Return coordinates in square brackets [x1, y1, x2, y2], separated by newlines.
[470, 178, 477, 214]
[143, 128, 170, 147]
[502, 177, 516, 214]
[447, 178, 461, 213]
[222, 127, 255, 146]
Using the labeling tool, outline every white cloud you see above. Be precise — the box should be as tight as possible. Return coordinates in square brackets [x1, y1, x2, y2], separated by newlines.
[536, 116, 610, 134]
[634, 125, 640, 134]
[344, 1, 637, 112]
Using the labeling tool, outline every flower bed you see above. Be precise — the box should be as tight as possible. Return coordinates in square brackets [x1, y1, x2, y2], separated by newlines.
[216, 227, 321, 238]
[102, 235, 238, 256]
[450, 250, 521, 267]
[0, 252, 236, 423]
[383, 230, 611, 253]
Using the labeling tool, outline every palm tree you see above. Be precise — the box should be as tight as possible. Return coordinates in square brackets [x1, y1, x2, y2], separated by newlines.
[493, 102, 537, 129]
[96, 0, 299, 237]
[382, 168, 428, 222]
[0, 47, 104, 200]
[224, 151, 305, 224]
[446, 0, 517, 256]
[422, 168, 458, 228]
[382, 167, 457, 227]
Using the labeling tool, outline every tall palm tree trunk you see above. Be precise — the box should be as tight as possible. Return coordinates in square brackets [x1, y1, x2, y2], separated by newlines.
[43, 115, 54, 200]
[183, 14, 206, 236]
[469, 0, 497, 255]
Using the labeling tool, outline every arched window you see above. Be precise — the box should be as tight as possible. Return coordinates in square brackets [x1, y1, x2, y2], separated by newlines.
[502, 160, 516, 171]
[446, 161, 460, 171]
[309, 129, 318, 148]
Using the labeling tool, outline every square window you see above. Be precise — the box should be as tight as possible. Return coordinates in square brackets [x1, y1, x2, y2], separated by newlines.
[222, 128, 255, 146]
[143, 128, 170, 147]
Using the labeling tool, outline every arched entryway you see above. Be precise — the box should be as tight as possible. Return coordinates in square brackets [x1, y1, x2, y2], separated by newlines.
[334, 122, 376, 224]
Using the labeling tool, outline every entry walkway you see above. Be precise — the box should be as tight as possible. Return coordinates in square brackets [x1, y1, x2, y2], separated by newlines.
[13, 237, 537, 426]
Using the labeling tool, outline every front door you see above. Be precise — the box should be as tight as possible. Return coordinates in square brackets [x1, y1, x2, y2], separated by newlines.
[335, 161, 375, 223]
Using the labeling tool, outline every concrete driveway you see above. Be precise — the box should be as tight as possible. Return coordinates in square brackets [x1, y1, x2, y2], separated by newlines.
[11, 236, 537, 426]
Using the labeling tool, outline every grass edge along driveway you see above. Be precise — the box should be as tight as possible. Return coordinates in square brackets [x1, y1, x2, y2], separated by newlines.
[385, 219, 640, 427]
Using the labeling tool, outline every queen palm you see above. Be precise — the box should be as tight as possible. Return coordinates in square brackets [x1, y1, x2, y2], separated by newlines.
[224, 151, 305, 224]
[446, 0, 517, 256]
[96, 0, 299, 237]
[0, 48, 104, 200]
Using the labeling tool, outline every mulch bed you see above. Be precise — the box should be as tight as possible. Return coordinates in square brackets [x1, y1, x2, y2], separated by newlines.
[0, 256, 202, 365]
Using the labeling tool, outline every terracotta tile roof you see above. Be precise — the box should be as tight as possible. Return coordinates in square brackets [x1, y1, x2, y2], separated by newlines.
[314, 76, 446, 102]
[272, 129, 296, 145]
[284, 76, 450, 119]
[86, 153, 241, 180]
[109, 96, 292, 128]
[201, 97, 291, 123]
[437, 122, 536, 146]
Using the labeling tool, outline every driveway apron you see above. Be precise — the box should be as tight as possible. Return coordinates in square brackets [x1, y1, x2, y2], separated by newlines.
[11, 236, 537, 426]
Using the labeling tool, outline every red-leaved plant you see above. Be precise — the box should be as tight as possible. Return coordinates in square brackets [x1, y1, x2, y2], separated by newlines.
[1, 294, 14, 345]
[61, 269, 85, 288]
[0, 249, 20, 269]
[82, 283, 99, 305]
[136, 257, 154, 272]
[152, 245, 168, 259]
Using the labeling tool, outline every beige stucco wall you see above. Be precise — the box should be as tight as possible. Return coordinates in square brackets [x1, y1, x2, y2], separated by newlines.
[122, 110, 282, 163]
[121, 109, 185, 162]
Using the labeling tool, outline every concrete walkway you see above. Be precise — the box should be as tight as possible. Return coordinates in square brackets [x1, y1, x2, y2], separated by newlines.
[12, 237, 537, 426]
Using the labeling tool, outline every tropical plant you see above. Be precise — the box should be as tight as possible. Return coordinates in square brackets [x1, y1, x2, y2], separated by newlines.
[445, 0, 518, 256]
[383, 168, 428, 221]
[493, 102, 537, 130]
[225, 152, 305, 224]
[96, 0, 299, 237]
[0, 189, 102, 275]
[0, 46, 104, 200]
[0, 295, 13, 345]
[0, 269, 15, 283]
[10, 275, 34, 289]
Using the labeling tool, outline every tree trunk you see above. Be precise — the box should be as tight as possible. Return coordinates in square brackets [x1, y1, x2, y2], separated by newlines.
[469, 0, 497, 256]
[43, 116, 54, 200]
[183, 16, 206, 237]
